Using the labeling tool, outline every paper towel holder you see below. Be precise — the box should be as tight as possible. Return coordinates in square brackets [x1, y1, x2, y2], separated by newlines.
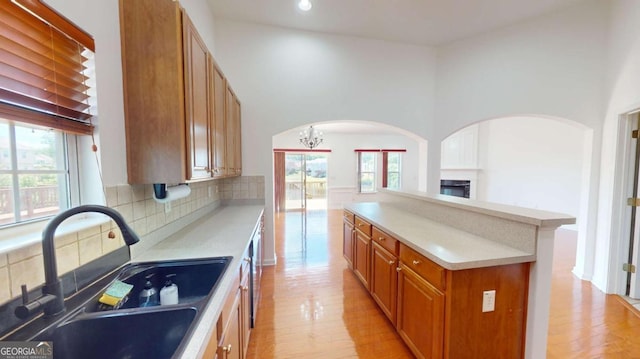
[153, 183, 190, 203]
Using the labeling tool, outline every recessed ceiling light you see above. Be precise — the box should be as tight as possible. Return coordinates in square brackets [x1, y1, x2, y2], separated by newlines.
[298, 0, 312, 11]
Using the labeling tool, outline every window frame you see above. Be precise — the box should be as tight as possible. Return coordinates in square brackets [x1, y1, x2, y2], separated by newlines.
[357, 151, 378, 193]
[0, 120, 80, 227]
[383, 151, 402, 190]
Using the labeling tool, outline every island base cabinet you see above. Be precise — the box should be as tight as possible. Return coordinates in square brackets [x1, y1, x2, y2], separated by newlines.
[342, 212, 355, 268]
[353, 231, 371, 290]
[444, 264, 529, 359]
[370, 242, 398, 325]
[397, 263, 444, 359]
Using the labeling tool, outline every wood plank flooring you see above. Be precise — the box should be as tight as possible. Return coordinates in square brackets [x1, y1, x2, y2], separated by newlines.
[247, 210, 640, 358]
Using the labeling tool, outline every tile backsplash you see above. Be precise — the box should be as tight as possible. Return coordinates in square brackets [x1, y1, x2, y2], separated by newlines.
[0, 176, 264, 305]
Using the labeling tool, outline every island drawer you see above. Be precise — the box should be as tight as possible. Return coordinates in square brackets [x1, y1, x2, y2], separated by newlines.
[354, 216, 372, 236]
[400, 243, 446, 291]
[343, 210, 355, 224]
[371, 227, 398, 255]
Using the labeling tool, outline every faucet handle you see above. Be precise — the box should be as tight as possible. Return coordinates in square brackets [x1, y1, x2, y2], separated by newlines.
[20, 284, 29, 305]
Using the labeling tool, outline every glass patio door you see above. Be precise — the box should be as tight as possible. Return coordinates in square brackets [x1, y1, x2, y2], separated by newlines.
[284, 153, 327, 211]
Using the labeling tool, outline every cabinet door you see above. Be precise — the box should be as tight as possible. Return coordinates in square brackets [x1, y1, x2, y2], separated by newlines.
[232, 96, 242, 175]
[119, 0, 186, 184]
[211, 60, 227, 177]
[183, 13, 210, 180]
[225, 86, 237, 176]
[241, 268, 251, 357]
[353, 230, 371, 290]
[343, 217, 355, 268]
[218, 290, 242, 359]
[397, 263, 444, 359]
[371, 241, 398, 325]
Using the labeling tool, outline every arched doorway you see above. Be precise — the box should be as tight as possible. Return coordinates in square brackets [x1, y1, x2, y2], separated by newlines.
[441, 115, 594, 278]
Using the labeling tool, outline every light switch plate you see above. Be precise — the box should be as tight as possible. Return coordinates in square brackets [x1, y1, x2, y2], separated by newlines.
[482, 290, 496, 312]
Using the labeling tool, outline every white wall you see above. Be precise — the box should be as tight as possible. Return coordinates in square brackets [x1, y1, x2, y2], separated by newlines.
[432, 0, 607, 194]
[595, 0, 640, 293]
[476, 117, 586, 228]
[214, 20, 437, 263]
[433, 0, 608, 290]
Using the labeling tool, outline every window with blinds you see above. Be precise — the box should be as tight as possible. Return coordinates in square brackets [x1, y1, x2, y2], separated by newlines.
[0, 0, 95, 135]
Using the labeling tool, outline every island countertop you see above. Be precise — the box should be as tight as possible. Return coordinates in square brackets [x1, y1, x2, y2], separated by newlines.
[345, 202, 536, 270]
[133, 204, 264, 359]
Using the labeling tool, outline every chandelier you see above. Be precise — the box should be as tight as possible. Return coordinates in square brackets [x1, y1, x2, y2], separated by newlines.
[299, 125, 324, 149]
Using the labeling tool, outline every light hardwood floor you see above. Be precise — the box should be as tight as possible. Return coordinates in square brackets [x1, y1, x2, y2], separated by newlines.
[247, 210, 640, 358]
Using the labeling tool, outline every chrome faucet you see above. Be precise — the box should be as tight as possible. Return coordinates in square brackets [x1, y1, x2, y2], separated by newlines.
[15, 205, 140, 319]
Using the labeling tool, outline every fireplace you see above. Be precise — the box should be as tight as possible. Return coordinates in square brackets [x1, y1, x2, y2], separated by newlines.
[440, 180, 470, 198]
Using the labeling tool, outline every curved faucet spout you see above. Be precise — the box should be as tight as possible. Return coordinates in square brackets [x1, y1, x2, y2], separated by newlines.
[16, 205, 140, 319]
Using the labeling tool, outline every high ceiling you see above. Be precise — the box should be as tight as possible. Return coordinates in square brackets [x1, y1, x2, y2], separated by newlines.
[209, 0, 586, 46]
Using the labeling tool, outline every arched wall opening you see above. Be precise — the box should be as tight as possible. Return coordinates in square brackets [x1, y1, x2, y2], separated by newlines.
[440, 115, 594, 276]
[272, 120, 429, 209]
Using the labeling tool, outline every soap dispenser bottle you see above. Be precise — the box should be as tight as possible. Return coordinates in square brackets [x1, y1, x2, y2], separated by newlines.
[138, 274, 159, 307]
[160, 274, 179, 305]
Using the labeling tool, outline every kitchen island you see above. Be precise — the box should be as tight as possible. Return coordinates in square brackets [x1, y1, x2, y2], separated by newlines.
[344, 189, 575, 359]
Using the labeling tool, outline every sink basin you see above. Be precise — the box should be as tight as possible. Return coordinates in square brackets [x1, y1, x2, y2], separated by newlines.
[40, 307, 197, 359]
[7, 256, 232, 359]
[87, 256, 232, 311]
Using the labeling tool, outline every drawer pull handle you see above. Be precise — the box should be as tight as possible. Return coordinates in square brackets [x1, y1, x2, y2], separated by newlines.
[412, 260, 421, 265]
[388, 260, 395, 265]
[396, 267, 402, 272]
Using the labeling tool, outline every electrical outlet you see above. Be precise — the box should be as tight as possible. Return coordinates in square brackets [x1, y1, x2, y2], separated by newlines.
[164, 201, 171, 213]
[482, 290, 496, 312]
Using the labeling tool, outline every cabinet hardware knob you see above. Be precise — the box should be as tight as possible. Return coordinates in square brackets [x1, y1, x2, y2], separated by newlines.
[378, 237, 385, 241]
[388, 260, 395, 265]
[244, 257, 252, 263]
[412, 260, 421, 265]
[243, 286, 249, 292]
[222, 344, 232, 353]
[358, 223, 363, 226]
[396, 267, 402, 272]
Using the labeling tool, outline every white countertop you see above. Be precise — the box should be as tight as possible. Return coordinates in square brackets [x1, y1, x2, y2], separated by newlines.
[345, 202, 536, 270]
[133, 204, 264, 358]
[383, 189, 576, 228]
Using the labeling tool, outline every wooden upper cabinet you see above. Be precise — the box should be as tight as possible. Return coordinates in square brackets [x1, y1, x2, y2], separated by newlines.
[183, 13, 211, 181]
[210, 59, 227, 178]
[225, 86, 242, 176]
[119, 0, 241, 184]
[119, 0, 186, 184]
